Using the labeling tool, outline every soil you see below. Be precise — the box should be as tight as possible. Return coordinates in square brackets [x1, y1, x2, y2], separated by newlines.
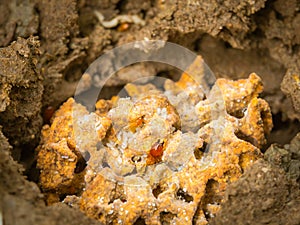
[0, 0, 299, 225]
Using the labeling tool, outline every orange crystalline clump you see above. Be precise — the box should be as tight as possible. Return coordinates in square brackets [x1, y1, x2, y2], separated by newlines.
[36, 59, 272, 224]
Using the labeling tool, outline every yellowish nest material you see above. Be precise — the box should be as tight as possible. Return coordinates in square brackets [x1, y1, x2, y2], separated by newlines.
[36, 58, 272, 224]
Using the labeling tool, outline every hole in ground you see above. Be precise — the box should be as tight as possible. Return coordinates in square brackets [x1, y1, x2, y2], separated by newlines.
[134, 217, 146, 225]
[267, 112, 300, 148]
[160, 211, 176, 225]
[152, 185, 163, 198]
[74, 155, 87, 174]
[234, 130, 258, 147]
[194, 141, 209, 159]
[176, 188, 193, 203]
[227, 107, 246, 119]
[193, 179, 223, 222]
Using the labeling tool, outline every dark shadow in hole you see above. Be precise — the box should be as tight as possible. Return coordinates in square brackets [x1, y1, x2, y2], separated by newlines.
[152, 185, 163, 198]
[267, 112, 300, 147]
[74, 155, 87, 173]
[102, 161, 110, 168]
[156, 68, 181, 84]
[59, 193, 68, 202]
[224, 41, 231, 49]
[226, 108, 246, 119]
[193, 179, 223, 223]
[25, 159, 40, 183]
[274, 10, 284, 21]
[132, 155, 142, 163]
[134, 217, 146, 225]
[194, 141, 209, 160]
[160, 211, 176, 225]
[98, 85, 125, 100]
[235, 130, 258, 147]
[201, 179, 222, 221]
[192, 202, 201, 225]
[116, 0, 127, 12]
[176, 188, 193, 203]
[64, 60, 88, 82]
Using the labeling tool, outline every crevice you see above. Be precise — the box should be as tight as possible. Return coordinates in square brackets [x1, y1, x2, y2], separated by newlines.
[160, 211, 176, 225]
[192, 201, 201, 225]
[227, 108, 246, 119]
[108, 183, 127, 204]
[74, 155, 87, 174]
[133, 217, 146, 225]
[152, 184, 163, 198]
[176, 188, 193, 203]
[200, 179, 223, 221]
[115, 0, 128, 13]
[266, 112, 300, 148]
[235, 130, 258, 147]
[194, 141, 208, 160]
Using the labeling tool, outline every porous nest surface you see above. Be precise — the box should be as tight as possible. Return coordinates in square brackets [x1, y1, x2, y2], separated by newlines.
[36, 65, 272, 224]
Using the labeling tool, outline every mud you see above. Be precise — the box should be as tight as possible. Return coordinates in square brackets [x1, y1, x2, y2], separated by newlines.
[0, 0, 299, 224]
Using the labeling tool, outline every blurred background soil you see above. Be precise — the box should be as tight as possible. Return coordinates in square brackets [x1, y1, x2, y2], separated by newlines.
[0, 0, 299, 224]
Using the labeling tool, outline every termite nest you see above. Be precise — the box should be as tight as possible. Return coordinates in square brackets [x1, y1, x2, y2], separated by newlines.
[36, 57, 272, 224]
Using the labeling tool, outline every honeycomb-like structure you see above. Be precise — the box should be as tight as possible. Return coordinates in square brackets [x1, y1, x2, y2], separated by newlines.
[37, 67, 272, 224]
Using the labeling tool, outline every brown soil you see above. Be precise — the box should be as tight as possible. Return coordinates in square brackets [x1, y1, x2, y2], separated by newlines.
[0, 0, 299, 224]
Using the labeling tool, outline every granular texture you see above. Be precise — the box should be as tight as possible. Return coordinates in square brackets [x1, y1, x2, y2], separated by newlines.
[37, 69, 272, 224]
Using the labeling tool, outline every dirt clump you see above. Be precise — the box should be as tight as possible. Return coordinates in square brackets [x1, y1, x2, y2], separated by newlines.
[0, 36, 43, 160]
[265, 132, 300, 182]
[210, 159, 300, 225]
